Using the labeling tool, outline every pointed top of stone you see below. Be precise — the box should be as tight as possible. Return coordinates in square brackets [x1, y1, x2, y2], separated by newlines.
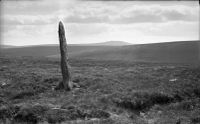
[58, 21, 65, 34]
[59, 21, 63, 26]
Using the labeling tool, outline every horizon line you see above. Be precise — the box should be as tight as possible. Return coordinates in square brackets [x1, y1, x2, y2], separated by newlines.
[1, 40, 199, 47]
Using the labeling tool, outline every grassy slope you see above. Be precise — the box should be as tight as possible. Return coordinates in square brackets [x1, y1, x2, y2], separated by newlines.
[1, 45, 115, 57]
[0, 56, 200, 124]
[1, 41, 200, 64]
[72, 41, 200, 64]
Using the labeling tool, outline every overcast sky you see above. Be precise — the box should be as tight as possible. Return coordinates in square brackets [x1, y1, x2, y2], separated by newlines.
[0, 0, 199, 46]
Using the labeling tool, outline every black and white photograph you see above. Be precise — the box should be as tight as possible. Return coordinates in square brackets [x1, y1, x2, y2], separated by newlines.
[0, 0, 199, 123]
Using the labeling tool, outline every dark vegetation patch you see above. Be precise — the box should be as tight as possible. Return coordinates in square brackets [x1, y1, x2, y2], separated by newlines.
[112, 91, 174, 112]
[0, 104, 20, 121]
[1, 81, 50, 100]
[13, 104, 49, 124]
[0, 104, 110, 124]
[191, 116, 200, 123]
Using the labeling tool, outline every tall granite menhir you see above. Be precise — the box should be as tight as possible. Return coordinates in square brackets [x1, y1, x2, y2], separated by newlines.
[57, 21, 73, 91]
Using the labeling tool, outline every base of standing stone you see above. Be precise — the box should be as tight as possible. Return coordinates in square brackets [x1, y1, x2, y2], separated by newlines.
[54, 81, 75, 91]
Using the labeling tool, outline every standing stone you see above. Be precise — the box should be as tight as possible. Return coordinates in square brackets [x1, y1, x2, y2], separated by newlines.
[57, 21, 73, 91]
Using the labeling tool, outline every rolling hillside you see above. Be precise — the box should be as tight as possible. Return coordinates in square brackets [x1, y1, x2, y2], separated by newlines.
[78, 41, 132, 46]
[0, 45, 115, 57]
[1, 41, 200, 64]
[73, 41, 200, 64]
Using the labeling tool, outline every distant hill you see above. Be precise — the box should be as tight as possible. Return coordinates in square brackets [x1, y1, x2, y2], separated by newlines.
[1, 45, 19, 49]
[84, 41, 131, 46]
[1, 40, 199, 64]
[69, 41, 131, 46]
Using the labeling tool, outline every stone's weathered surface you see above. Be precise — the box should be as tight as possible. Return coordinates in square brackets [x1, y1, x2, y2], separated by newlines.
[58, 21, 73, 91]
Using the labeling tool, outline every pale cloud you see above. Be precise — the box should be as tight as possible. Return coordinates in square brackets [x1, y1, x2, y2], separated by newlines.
[1, 24, 58, 46]
[1, 15, 57, 25]
[64, 2, 199, 24]
[0, 0, 199, 46]
[1, 1, 198, 25]
[68, 23, 110, 36]
[1, 0, 72, 16]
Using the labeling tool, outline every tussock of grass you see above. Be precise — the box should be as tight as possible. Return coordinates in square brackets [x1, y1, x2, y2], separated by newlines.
[46, 107, 110, 124]
[14, 104, 49, 122]
[0, 104, 20, 121]
[11, 90, 35, 99]
[167, 99, 200, 111]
